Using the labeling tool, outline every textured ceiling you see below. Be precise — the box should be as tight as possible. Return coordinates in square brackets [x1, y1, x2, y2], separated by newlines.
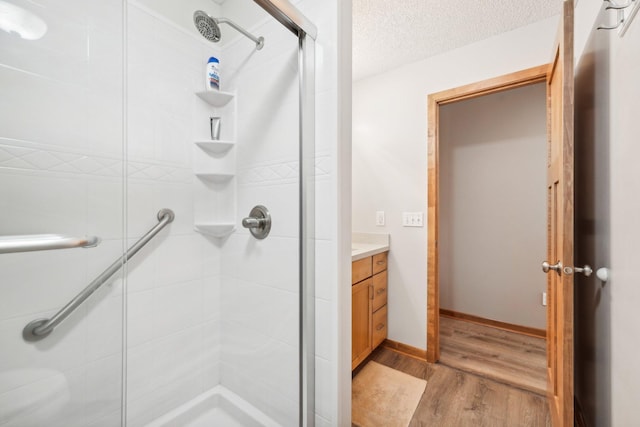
[353, 0, 562, 81]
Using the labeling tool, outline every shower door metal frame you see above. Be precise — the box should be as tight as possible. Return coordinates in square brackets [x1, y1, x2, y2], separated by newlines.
[253, 1, 317, 426]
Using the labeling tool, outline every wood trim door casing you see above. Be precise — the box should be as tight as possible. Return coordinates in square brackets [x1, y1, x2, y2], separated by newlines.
[426, 64, 550, 364]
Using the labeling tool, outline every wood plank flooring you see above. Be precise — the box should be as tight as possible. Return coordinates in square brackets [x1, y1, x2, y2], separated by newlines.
[356, 346, 551, 427]
[439, 315, 547, 395]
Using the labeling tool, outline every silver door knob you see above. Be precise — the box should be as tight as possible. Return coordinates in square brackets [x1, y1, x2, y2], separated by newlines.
[563, 265, 593, 277]
[542, 260, 562, 273]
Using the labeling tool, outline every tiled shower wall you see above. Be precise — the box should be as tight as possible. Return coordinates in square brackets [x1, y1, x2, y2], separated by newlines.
[217, 6, 301, 426]
[124, 2, 223, 426]
[218, 1, 342, 426]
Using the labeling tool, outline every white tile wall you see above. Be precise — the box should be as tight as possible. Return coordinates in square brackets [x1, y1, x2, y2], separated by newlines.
[214, 5, 305, 425]
[124, 2, 224, 424]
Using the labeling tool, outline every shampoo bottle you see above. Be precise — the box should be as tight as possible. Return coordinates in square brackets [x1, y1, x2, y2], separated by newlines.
[206, 56, 220, 90]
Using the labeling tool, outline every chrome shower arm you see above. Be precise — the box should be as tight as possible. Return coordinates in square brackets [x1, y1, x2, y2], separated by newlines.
[216, 17, 265, 49]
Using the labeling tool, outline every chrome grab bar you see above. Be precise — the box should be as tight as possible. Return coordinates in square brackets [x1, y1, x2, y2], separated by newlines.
[0, 234, 100, 254]
[23, 209, 175, 341]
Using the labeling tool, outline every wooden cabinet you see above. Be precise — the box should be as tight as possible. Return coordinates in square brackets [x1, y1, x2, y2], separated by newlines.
[351, 251, 388, 370]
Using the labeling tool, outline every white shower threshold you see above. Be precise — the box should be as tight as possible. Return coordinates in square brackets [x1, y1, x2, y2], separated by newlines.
[144, 385, 281, 427]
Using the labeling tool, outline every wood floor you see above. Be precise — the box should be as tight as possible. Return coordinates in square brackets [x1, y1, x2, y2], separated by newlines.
[355, 346, 551, 427]
[439, 315, 547, 395]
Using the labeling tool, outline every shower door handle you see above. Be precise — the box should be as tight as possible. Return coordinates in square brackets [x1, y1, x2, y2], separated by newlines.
[0, 234, 100, 254]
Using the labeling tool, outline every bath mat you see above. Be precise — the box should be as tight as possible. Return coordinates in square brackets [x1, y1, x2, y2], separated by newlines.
[352, 361, 426, 427]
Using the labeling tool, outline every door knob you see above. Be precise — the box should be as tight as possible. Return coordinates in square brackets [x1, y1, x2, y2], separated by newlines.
[563, 265, 593, 277]
[542, 260, 562, 274]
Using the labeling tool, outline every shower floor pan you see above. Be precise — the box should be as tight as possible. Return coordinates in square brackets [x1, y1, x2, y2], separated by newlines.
[145, 386, 281, 427]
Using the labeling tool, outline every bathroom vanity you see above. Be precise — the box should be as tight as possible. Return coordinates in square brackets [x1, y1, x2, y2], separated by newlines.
[352, 233, 389, 370]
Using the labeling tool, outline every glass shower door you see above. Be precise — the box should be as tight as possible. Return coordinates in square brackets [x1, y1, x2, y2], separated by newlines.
[0, 1, 125, 426]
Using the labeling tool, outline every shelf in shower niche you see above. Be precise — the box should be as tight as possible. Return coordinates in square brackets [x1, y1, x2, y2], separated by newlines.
[196, 90, 234, 107]
[194, 223, 236, 238]
[196, 172, 235, 183]
[195, 140, 235, 153]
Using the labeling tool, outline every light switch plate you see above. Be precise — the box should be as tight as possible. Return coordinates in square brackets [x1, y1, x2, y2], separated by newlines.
[402, 212, 423, 227]
[376, 211, 385, 226]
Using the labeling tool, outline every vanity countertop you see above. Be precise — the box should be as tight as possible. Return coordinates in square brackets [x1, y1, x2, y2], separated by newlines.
[352, 232, 389, 261]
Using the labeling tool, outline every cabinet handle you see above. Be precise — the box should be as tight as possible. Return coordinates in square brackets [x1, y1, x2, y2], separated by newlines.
[376, 260, 385, 265]
[376, 323, 385, 331]
[369, 283, 374, 300]
[376, 288, 386, 296]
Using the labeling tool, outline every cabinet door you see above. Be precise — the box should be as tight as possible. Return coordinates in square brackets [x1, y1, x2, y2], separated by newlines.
[352, 278, 372, 369]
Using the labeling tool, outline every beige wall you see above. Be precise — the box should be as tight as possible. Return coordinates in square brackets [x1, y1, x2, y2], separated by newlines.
[439, 83, 547, 329]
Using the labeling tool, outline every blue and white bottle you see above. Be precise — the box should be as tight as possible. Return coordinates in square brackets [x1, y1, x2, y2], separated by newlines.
[206, 56, 220, 90]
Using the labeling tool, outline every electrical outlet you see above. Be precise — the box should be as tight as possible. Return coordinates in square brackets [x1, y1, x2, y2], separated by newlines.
[402, 212, 424, 227]
[376, 211, 385, 226]
[542, 291, 547, 306]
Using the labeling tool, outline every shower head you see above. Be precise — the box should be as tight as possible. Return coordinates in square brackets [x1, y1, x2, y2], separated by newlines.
[194, 10, 221, 43]
[193, 11, 264, 50]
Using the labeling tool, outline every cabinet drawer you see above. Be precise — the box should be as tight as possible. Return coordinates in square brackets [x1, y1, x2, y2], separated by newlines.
[352, 257, 372, 284]
[372, 305, 387, 349]
[372, 270, 388, 312]
[372, 252, 388, 275]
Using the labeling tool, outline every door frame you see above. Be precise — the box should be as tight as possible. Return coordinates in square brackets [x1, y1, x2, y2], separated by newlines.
[426, 64, 550, 363]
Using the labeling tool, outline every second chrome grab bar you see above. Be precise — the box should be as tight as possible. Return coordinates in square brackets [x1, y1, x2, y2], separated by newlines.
[0, 234, 100, 254]
[23, 209, 175, 341]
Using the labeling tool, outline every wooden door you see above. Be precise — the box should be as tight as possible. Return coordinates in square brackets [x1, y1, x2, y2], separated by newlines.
[352, 278, 372, 369]
[545, 1, 574, 425]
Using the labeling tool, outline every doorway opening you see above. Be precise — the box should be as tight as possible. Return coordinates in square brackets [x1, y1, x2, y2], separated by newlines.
[426, 65, 549, 393]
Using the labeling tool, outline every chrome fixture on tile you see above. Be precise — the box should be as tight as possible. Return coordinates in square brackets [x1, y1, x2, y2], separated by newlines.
[23, 209, 175, 341]
[242, 205, 271, 239]
[193, 11, 265, 50]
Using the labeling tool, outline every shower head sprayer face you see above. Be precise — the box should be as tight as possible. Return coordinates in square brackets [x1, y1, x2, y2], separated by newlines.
[193, 10, 264, 50]
[193, 11, 221, 43]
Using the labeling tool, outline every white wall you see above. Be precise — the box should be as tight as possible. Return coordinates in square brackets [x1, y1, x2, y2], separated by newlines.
[352, 16, 559, 350]
[604, 11, 640, 426]
[572, 0, 640, 423]
[439, 83, 547, 329]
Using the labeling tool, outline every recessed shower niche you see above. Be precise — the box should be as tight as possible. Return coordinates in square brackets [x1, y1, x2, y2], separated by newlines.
[194, 88, 237, 238]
